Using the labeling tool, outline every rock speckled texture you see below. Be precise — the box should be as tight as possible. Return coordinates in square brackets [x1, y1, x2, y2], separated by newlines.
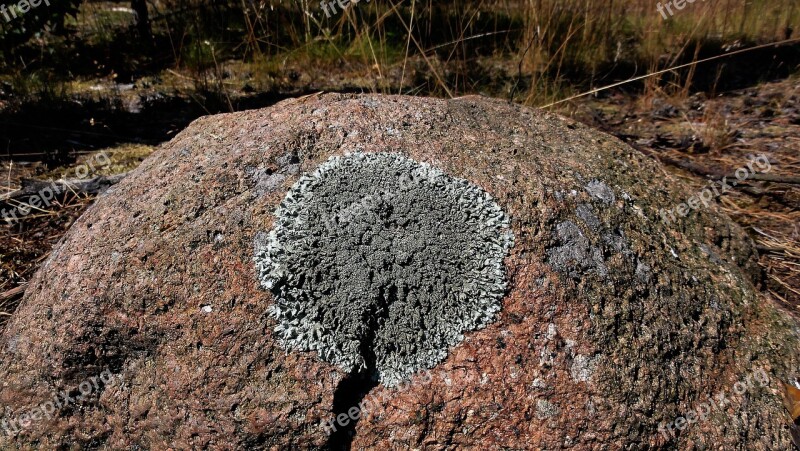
[0, 94, 797, 449]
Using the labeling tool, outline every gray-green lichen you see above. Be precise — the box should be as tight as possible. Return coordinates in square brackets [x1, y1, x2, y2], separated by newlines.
[254, 152, 514, 386]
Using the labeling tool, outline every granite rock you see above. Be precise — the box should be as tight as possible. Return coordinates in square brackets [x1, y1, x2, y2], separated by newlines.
[0, 94, 796, 449]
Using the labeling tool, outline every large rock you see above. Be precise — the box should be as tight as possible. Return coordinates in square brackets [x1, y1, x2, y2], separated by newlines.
[0, 94, 797, 449]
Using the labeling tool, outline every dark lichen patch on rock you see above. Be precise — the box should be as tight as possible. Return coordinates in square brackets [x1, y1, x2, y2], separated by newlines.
[255, 152, 514, 386]
[584, 179, 616, 204]
[546, 220, 608, 279]
[546, 182, 638, 281]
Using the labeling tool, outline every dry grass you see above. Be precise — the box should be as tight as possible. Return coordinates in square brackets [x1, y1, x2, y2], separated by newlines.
[0, 193, 94, 328]
[51, 0, 796, 105]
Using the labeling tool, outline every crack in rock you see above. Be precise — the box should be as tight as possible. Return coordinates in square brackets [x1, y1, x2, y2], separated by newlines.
[255, 152, 514, 386]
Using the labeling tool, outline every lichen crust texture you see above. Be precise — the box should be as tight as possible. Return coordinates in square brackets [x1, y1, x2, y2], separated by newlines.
[255, 152, 514, 386]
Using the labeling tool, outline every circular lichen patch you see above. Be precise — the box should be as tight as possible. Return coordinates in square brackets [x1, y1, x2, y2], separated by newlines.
[255, 152, 513, 386]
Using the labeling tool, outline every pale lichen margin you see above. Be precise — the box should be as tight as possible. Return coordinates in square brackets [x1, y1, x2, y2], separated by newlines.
[255, 152, 514, 386]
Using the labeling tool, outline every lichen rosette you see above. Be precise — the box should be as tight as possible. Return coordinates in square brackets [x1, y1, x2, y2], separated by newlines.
[255, 152, 514, 386]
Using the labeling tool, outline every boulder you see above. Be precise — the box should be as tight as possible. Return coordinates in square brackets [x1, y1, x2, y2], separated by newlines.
[0, 94, 797, 449]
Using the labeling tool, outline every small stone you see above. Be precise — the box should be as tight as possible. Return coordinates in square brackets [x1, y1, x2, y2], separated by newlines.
[570, 354, 598, 383]
[536, 399, 560, 419]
